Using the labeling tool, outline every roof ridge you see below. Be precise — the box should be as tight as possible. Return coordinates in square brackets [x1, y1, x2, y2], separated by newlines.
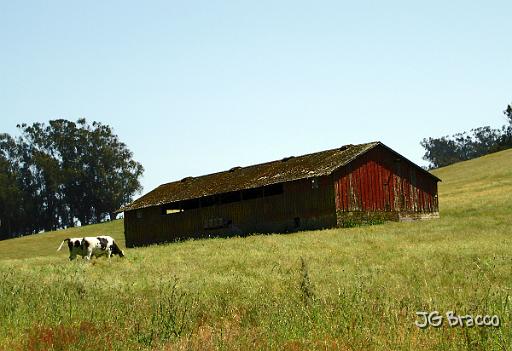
[158, 141, 379, 187]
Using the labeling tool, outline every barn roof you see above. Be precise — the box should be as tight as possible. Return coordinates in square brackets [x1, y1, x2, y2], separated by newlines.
[118, 141, 439, 212]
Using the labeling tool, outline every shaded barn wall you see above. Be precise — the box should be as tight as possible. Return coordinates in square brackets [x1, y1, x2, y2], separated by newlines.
[333, 145, 439, 225]
[124, 177, 336, 247]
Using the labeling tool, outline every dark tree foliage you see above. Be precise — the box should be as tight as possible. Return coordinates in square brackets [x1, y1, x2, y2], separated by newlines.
[0, 119, 143, 239]
[421, 104, 512, 169]
[0, 135, 27, 236]
[499, 104, 512, 148]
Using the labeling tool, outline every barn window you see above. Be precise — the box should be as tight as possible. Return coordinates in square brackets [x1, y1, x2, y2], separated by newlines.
[311, 178, 319, 189]
[182, 198, 200, 210]
[220, 191, 241, 204]
[204, 217, 231, 230]
[162, 199, 201, 214]
[242, 187, 264, 200]
[264, 183, 283, 197]
[200, 195, 218, 207]
[136, 210, 143, 219]
[161, 203, 182, 215]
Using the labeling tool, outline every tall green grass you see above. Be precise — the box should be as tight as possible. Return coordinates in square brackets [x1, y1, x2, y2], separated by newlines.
[1, 149, 511, 350]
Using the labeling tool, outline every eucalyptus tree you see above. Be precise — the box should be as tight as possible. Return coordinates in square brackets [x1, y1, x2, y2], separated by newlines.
[0, 119, 143, 238]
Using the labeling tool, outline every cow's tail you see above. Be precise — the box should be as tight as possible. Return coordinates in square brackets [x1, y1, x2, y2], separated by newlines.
[57, 238, 69, 251]
[112, 241, 125, 258]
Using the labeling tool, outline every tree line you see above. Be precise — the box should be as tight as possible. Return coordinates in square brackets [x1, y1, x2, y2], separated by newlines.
[421, 104, 512, 169]
[0, 119, 143, 240]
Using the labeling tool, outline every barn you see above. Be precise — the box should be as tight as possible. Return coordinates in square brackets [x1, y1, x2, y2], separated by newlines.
[118, 142, 440, 247]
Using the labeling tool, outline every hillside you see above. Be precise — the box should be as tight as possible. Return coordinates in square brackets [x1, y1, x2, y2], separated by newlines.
[0, 148, 511, 350]
[0, 219, 125, 260]
[1, 148, 510, 261]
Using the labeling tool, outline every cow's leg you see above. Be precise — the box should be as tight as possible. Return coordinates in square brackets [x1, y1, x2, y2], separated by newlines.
[84, 247, 93, 260]
[69, 248, 77, 261]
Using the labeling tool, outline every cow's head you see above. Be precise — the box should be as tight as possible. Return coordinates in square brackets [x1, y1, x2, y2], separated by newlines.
[110, 242, 125, 258]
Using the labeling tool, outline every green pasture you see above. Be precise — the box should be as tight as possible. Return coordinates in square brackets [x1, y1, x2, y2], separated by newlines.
[1, 149, 511, 350]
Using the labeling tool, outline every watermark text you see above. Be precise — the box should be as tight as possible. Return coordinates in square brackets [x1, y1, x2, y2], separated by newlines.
[415, 311, 500, 328]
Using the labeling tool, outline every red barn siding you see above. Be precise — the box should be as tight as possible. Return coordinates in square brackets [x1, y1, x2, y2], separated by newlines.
[334, 145, 438, 217]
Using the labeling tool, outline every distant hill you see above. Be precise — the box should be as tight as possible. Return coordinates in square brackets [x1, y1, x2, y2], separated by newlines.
[432, 147, 512, 218]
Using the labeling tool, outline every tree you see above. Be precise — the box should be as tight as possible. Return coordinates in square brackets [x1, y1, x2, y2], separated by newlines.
[497, 104, 512, 150]
[0, 133, 35, 238]
[505, 104, 512, 124]
[420, 136, 461, 169]
[85, 121, 144, 222]
[0, 119, 143, 238]
[0, 141, 22, 238]
[421, 103, 512, 169]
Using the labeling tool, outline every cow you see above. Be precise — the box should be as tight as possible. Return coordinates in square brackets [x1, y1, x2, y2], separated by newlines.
[80, 236, 125, 260]
[57, 237, 86, 260]
[57, 235, 124, 260]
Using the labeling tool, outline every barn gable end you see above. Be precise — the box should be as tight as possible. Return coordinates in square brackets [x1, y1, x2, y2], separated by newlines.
[333, 144, 439, 227]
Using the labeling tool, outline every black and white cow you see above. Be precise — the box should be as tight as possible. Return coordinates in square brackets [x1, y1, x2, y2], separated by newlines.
[57, 235, 124, 260]
[81, 236, 125, 260]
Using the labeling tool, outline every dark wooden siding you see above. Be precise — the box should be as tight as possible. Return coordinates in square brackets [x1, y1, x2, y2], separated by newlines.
[125, 177, 336, 247]
[334, 145, 438, 213]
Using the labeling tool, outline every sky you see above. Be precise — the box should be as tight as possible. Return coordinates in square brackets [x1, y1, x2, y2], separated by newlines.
[1, 1, 511, 196]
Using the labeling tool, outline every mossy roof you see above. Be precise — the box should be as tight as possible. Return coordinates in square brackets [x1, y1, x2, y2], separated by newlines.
[119, 141, 438, 212]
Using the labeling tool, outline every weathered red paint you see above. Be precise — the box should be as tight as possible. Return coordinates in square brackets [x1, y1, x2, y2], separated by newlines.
[334, 146, 438, 214]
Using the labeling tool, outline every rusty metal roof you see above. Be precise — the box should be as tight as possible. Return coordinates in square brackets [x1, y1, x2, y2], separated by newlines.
[119, 141, 436, 212]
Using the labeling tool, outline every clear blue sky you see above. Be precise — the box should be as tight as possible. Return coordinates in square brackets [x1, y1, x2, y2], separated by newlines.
[1, 1, 511, 195]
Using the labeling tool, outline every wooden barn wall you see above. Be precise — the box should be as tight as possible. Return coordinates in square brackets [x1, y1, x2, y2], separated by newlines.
[124, 177, 336, 247]
[334, 146, 439, 215]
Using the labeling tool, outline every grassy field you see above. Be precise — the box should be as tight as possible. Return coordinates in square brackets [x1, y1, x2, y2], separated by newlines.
[0, 149, 511, 350]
